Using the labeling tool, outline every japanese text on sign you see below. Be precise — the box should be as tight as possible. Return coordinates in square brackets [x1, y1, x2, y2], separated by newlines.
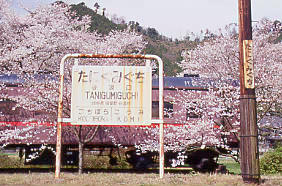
[71, 66, 152, 125]
[243, 40, 255, 89]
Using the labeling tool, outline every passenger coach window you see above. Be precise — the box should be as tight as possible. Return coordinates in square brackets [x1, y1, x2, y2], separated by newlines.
[186, 107, 200, 120]
[152, 101, 173, 118]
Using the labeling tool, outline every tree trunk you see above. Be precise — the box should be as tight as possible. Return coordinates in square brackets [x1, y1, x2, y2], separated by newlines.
[78, 141, 84, 174]
[74, 126, 99, 175]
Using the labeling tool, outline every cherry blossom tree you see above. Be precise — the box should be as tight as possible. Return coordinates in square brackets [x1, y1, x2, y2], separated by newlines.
[106, 19, 281, 167]
[0, 1, 146, 173]
[180, 18, 282, 152]
[2, 0, 280, 171]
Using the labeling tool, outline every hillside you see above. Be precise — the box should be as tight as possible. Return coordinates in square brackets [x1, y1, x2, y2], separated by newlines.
[143, 37, 198, 76]
[70, 2, 127, 35]
[70, 2, 281, 76]
[70, 2, 198, 76]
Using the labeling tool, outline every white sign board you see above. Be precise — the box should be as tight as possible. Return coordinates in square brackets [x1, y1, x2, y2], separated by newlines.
[71, 65, 152, 125]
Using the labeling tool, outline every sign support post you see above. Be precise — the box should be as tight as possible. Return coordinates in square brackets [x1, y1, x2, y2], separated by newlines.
[238, 0, 260, 183]
[55, 54, 164, 179]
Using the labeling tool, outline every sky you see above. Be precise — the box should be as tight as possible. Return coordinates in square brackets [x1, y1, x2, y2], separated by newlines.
[12, 0, 282, 39]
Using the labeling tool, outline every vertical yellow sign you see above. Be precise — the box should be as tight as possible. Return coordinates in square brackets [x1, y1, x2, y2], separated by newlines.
[243, 40, 255, 89]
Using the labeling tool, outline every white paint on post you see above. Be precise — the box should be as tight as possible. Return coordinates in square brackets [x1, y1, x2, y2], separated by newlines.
[145, 55, 164, 178]
[155, 55, 164, 179]
[55, 54, 70, 179]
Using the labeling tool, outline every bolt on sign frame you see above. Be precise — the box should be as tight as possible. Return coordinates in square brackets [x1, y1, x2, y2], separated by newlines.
[55, 54, 164, 178]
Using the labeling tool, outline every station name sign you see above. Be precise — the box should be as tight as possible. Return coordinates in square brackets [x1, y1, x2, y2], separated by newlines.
[71, 65, 152, 125]
[243, 40, 255, 89]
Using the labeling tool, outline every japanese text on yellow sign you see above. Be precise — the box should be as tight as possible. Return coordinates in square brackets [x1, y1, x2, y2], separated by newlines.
[243, 40, 255, 89]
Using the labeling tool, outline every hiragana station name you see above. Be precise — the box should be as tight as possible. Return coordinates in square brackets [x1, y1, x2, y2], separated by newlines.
[71, 65, 152, 125]
[77, 70, 145, 84]
[243, 40, 255, 89]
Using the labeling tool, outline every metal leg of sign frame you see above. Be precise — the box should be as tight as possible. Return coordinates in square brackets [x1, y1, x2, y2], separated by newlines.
[159, 122, 164, 178]
[55, 54, 164, 179]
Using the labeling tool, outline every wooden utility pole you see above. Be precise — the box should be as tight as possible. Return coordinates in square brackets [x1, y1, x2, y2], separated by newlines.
[238, 0, 260, 183]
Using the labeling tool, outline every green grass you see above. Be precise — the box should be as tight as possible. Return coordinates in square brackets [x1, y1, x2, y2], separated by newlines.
[0, 153, 25, 168]
[218, 157, 241, 175]
[0, 152, 241, 175]
[0, 153, 281, 185]
[83, 154, 132, 169]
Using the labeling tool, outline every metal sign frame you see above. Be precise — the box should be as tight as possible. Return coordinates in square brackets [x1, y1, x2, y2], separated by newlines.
[55, 54, 164, 178]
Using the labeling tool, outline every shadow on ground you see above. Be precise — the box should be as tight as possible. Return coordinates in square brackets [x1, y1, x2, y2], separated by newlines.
[0, 168, 193, 174]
